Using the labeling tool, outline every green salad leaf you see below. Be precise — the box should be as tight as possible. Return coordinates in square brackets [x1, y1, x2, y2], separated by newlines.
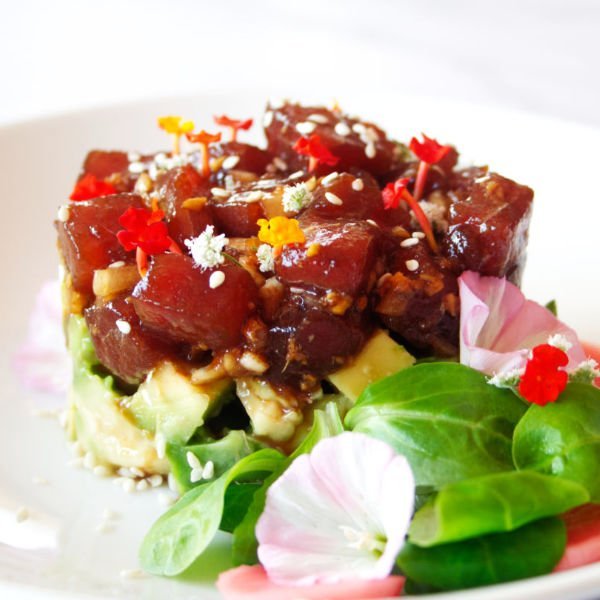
[139, 449, 284, 576]
[409, 471, 588, 547]
[513, 382, 600, 501]
[231, 402, 344, 566]
[345, 363, 527, 488]
[398, 517, 566, 591]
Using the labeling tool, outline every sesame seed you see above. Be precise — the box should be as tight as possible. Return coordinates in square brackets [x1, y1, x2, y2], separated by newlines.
[351, 178, 364, 191]
[190, 468, 204, 483]
[325, 192, 343, 206]
[32, 476, 49, 486]
[15, 507, 29, 523]
[334, 122, 351, 136]
[119, 568, 146, 580]
[211, 187, 230, 199]
[263, 111, 274, 127]
[109, 260, 126, 269]
[202, 461, 215, 480]
[244, 191, 264, 203]
[128, 161, 146, 174]
[412, 232, 426, 239]
[158, 492, 177, 507]
[95, 522, 115, 534]
[127, 152, 141, 162]
[122, 478, 135, 494]
[296, 121, 317, 135]
[352, 123, 367, 134]
[186, 451, 202, 470]
[148, 474, 164, 488]
[209, 270, 226, 289]
[321, 171, 339, 185]
[366, 219, 377, 226]
[400, 238, 419, 248]
[57, 205, 70, 222]
[290, 287, 305, 294]
[365, 143, 376, 159]
[222, 155, 240, 170]
[93, 465, 111, 478]
[136, 479, 149, 492]
[115, 319, 131, 335]
[273, 157, 287, 171]
[405, 259, 420, 272]
[308, 113, 329, 124]
[289, 170, 304, 179]
[154, 152, 168, 166]
[148, 164, 160, 181]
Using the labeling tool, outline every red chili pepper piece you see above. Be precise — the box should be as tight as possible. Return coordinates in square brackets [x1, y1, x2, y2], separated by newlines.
[518, 343, 569, 406]
[69, 174, 117, 201]
[293, 134, 339, 172]
[213, 115, 253, 142]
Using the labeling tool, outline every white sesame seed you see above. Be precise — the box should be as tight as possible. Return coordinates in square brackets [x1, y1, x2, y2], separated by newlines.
[211, 187, 230, 198]
[334, 122, 352, 137]
[136, 479, 149, 492]
[155, 432, 166, 459]
[57, 205, 70, 222]
[120, 568, 146, 580]
[190, 468, 204, 483]
[325, 192, 343, 206]
[244, 191, 264, 203]
[308, 113, 329, 124]
[83, 452, 97, 470]
[352, 123, 367, 134]
[273, 157, 288, 171]
[32, 476, 49, 486]
[351, 178, 364, 191]
[406, 259, 420, 272]
[93, 465, 111, 478]
[109, 260, 126, 269]
[290, 286, 305, 294]
[321, 171, 339, 186]
[202, 461, 215, 480]
[115, 319, 131, 335]
[366, 219, 377, 226]
[209, 270, 226, 289]
[154, 152, 168, 166]
[158, 492, 177, 507]
[289, 170, 304, 179]
[148, 474, 164, 488]
[103, 509, 119, 520]
[15, 507, 29, 523]
[95, 522, 115, 534]
[412, 231, 426, 239]
[148, 163, 160, 181]
[222, 155, 240, 170]
[296, 121, 317, 135]
[127, 151, 141, 162]
[122, 478, 136, 494]
[263, 111, 274, 128]
[128, 161, 146, 174]
[186, 451, 202, 470]
[400, 238, 420, 248]
[365, 143, 376, 159]
[168, 473, 178, 493]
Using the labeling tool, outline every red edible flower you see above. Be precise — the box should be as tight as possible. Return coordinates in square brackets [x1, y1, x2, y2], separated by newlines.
[518, 343, 569, 406]
[116, 206, 181, 277]
[213, 115, 253, 142]
[69, 174, 117, 201]
[382, 176, 439, 253]
[409, 133, 451, 202]
[293, 134, 339, 172]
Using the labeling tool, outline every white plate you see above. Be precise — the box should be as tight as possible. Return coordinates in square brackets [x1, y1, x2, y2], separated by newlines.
[1, 91, 599, 600]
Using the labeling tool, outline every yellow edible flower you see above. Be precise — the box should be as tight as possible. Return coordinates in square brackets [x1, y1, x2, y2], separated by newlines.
[257, 217, 306, 248]
[157, 116, 195, 155]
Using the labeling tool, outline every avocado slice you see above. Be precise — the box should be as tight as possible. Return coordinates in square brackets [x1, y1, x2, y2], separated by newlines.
[327, 329, 415, 401]
[67, 315, 233, 473]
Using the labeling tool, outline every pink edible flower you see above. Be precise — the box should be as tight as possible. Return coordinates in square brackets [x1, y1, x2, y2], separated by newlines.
[13, 280, 70, 399]
[458, 271, 586, 377]
[217, 565, 405, 600]
[256, 432, 415, 586]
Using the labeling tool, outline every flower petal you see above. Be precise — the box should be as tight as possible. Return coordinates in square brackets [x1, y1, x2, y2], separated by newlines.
[256, 432, 414, 586]
[459, 271, 586, 375]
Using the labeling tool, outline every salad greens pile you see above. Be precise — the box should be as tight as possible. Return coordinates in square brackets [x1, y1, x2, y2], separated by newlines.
[140, 362, 600, 593]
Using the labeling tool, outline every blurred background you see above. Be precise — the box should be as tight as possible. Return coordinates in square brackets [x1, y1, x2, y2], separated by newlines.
[0, 0, 599, 127]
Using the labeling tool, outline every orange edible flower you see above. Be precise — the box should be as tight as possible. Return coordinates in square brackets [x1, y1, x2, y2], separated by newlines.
[214, 115, 253, 142]
[186, 130, 222, 177]
[257, 216, 305, 248]
[69, 174, 116, 201]
[157, 115, 195, 155]
[293, 134, 339, 172]
[408, 133, 451, 202]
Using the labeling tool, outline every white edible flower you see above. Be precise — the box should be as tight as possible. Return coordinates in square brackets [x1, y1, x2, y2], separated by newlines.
[256, 244, 275, 273]
[185, 226, 229, 270]
[256, 432, 415, 585]
[281, 182, 312, 214]
[417, 200, 447, 232]
[487, 367, 524, 389]
[569, 358, 600, 384]
[547, 334, 573, 353]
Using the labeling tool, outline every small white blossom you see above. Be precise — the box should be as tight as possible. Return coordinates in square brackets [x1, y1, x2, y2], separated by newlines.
[282, 182, 312, 214]
[257, 244, 275, 273]
[487, 368, 524, 389]
[418, 200, 447, 232]
[547, 334, 573, 353]
[185, 226, 229, 270]
[569, 359, 600, 384]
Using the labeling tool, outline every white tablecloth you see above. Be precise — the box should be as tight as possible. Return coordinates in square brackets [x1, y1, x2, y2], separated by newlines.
[1, 0, 599, 128]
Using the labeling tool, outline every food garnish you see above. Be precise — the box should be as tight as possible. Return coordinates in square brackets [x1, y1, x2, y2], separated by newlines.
[409, 133, 451, 202]
[214, 114, 253, 142]
[157, 115, 195, 155]
[293, 133, 339, 172]
[185, 129, 222, 177]
[257, 216, 305, 248]
[70, 173, 116, 201]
